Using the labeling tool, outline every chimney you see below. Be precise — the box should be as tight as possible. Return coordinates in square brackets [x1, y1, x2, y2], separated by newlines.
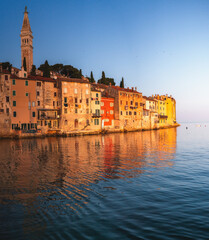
[127, 87, 129, 89]
[152, 94, 154, 98]
[135, 87, 137, 91]
[131, 87, 134, 91]
[166, 94, 168, 97]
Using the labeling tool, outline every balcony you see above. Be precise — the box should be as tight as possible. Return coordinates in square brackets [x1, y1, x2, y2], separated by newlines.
[159, 115, 168, 119]
[92, 113, 101, 118]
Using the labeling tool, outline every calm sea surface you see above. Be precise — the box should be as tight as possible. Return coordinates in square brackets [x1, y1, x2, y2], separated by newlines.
[1, 123, 209, 240]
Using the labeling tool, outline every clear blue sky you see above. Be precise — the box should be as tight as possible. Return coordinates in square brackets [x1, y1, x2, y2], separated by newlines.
[1, 0, 209, 122]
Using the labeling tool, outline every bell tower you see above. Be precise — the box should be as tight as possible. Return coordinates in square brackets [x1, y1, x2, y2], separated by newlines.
[20, 6, 33, 73]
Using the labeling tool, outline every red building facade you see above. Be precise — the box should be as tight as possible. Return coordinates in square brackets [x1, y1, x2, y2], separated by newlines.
[101, 97, 115, 129]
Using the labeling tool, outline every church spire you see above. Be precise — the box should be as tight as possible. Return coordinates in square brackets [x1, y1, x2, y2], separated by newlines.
[21, 6, 32, 33]
[20, 6, 33, 73]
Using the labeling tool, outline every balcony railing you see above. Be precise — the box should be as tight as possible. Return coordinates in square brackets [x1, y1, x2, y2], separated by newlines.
[92, 113, 101, 118]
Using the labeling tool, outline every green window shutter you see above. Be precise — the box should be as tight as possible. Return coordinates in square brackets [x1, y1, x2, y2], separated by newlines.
[13, 90, 16, 96]
[13, 101, 16, 107]
[25, 80, 28, 86]
[12, 79, 15, 85]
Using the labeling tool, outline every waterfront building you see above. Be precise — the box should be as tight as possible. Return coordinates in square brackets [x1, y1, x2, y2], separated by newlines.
[60, 77, 91, 132]
[104, 86, 143, 130]
[34, 76, 60, 132]
[11, 73, 37, 131]
[155, 95, 168, 127]
[90, 88, 102, 130]
[142, 96, 158, 129]
[101, 97, 115, 129]
[0, 69, 11, 135]
[163, 95, 176, 125]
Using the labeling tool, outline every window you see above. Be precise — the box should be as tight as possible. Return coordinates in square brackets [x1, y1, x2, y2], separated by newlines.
[131, 101, 133, 105]
[110, 110, 113, 115]
[25, 80, 28, 86]
[5, 75, 8, 80]
[64, 87, 67, 93]
[86, 109, 89, 114]
[75, 108, 78, 113]
[135, 102, 138, 107]
[13, 111, 16, 117]
[64, 97, 67, 103]
[32, 101, 35, 107]
[12, 79, 15, 85]
[86, 98, 89, 104]
[75, 98, 78, 103]
[53, 101, 55, 107]
[74, 88, 78, 94]
[129, 111, 132, 115]
[95, 101, 100, 105]
[12, 90, 16, 96]
[120, 100, 122, 105]
[37, 82, 41, 87]
[13, 101, 16, 107]
[32, 112, 35, 117]
[134, 112, 137, 115]
[54, 83, 57, 88]
[110, 102, 114, 107]
[6, 96, 9, 102]
[57, 101, 59, 106]
[64, 109, 67, 114]
[80, 99, 82, 103]
[126, 111, 128, 115]
[26, 92, 29, 97]
[54, 92, 56, 97]
[94, 119, 99, 125]
[37, 101, 40, 106]
[121, 111, 123, 115]
[37, 91, 40, 96]
[86, 89, 89, 94]
[96, 109, 100, 116]
[96, 93, 99, 97]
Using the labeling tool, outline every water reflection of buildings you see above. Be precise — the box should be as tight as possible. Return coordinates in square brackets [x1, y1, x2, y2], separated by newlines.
[0, 128, 177, 203]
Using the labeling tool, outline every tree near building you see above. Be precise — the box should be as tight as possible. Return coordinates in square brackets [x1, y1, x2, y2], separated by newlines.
[79, 69, 82, 77]
[30, 65, 36, 76]
[42, 60, 50, 78]
[120, 77, 124, 88]
[97, 71, 115, 86]
[1, 62, 12, 72]
[23, 57, 27, 71]
[90, 71, 95, 83]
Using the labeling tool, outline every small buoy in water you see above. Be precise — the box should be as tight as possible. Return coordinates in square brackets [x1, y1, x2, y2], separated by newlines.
[186, 127, 188, 129]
